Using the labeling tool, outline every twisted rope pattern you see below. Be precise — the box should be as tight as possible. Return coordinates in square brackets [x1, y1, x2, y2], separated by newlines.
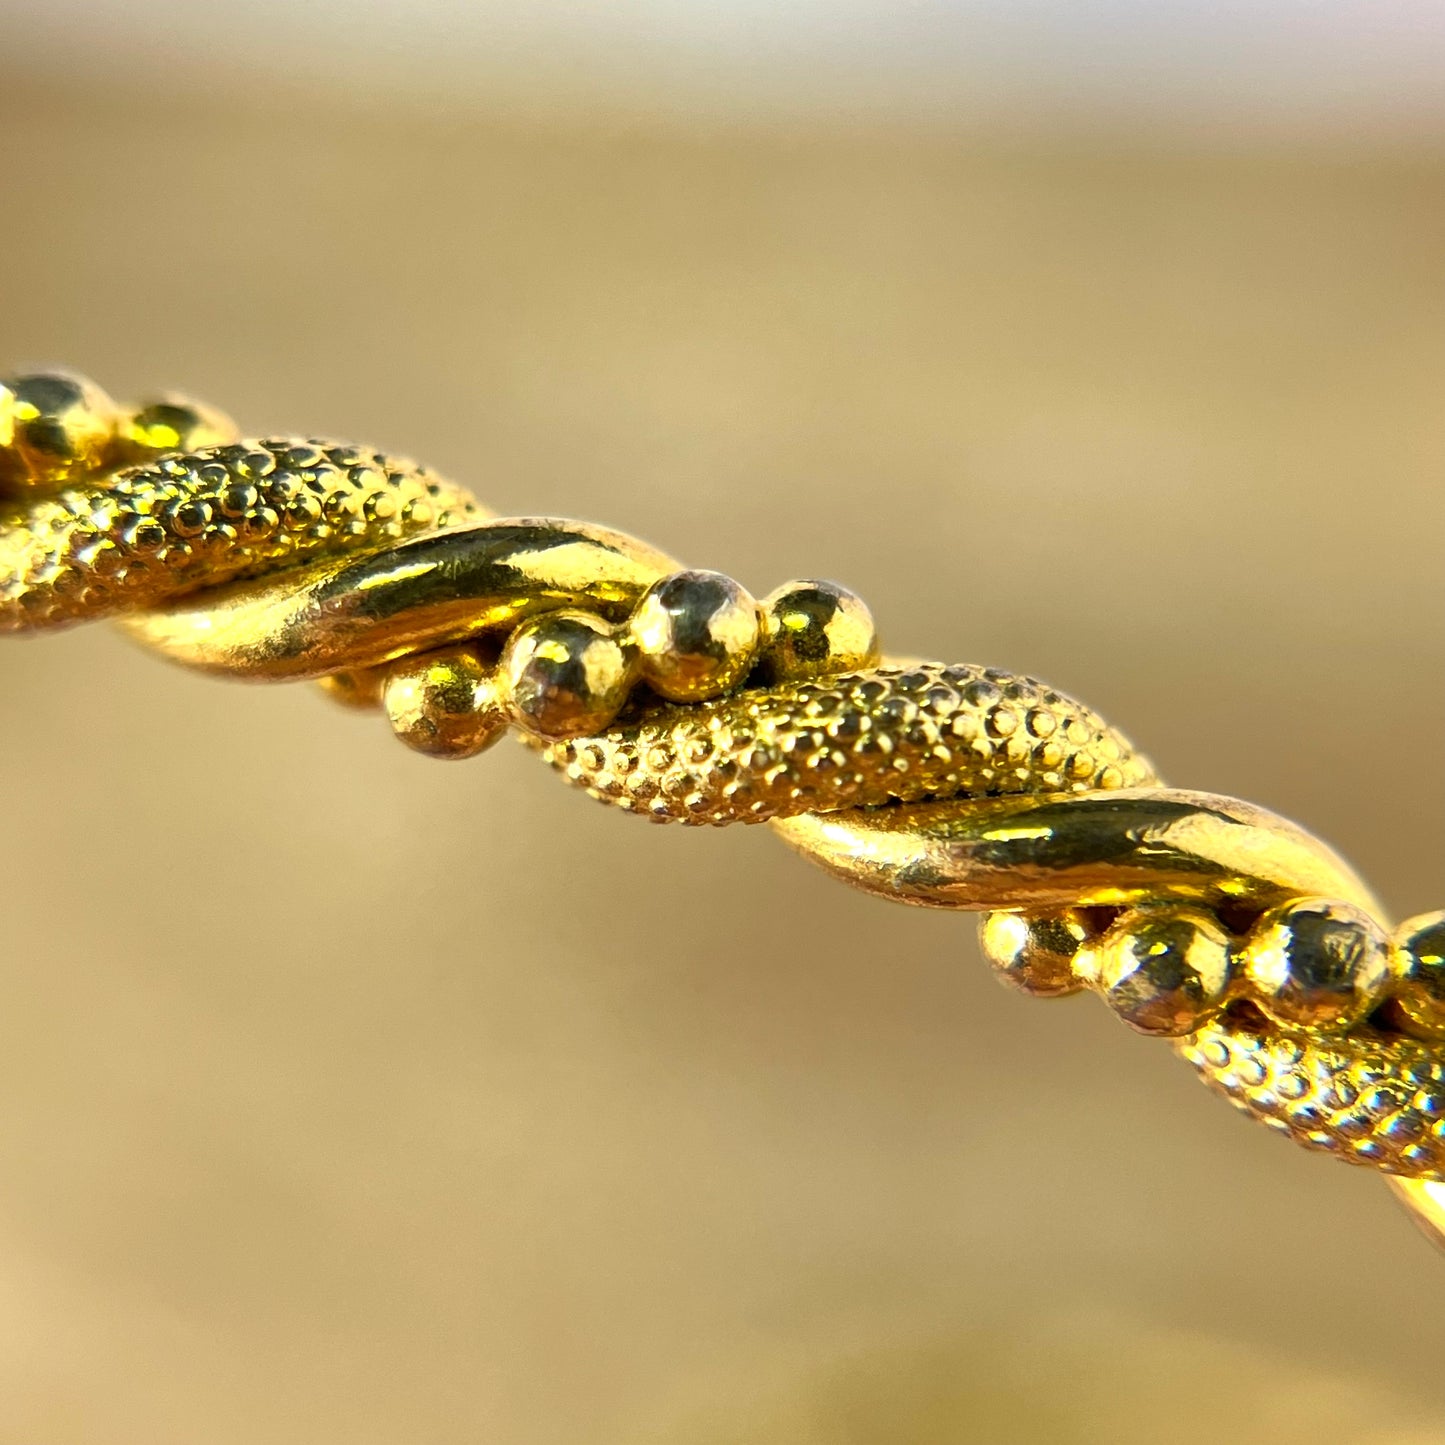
[5, 370, 1443, 1198]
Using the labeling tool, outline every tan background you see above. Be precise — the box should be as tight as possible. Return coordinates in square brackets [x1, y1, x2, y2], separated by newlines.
[1, 52, 1443, 1445]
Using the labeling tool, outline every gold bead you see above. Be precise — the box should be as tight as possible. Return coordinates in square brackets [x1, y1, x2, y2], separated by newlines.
[383, 646, 506, 759]
[501, 610, 636, 740]
[1242, 897, 1391, 1033]
[0, 369, 118, 494]
[0, 380, 14, 452]
[1389, 911, 1445, 1040]
[758, 579, 879, 682]
[979, 909, 1090, 996]
[1088, 906, 1232, 1036]
[316, 667, 387, 711]
[629, 569, 760, 702]
[118, 393, 239, 462]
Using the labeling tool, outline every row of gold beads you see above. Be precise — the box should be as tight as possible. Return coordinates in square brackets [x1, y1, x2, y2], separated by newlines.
[357, 571, 879, 757]
[982, 902, 1445, 1041]
[0, 369, 237, 495]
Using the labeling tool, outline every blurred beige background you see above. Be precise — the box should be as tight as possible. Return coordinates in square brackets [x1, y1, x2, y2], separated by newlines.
[1, 5, 1443, 1441]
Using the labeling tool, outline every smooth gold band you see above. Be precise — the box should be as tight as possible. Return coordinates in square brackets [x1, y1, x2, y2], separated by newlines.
[122, 518, 678, 678]
[772, 788, 1381, 914]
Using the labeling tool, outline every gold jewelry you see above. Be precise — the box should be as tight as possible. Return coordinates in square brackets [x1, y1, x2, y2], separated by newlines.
[6, 367, 1443, 1241]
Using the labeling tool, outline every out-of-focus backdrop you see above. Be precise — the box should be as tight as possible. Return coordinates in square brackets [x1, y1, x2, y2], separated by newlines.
[1, 3, 1443, 1441]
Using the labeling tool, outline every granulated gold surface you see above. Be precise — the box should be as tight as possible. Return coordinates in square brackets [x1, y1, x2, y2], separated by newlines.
[1181, 1021, 1445, 1177]
[0, 440, 476, 630]
[537, 662, 1152, 822]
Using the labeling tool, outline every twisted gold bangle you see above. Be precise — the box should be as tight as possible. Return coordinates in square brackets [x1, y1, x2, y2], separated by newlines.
[5, 368, 1443, 1242]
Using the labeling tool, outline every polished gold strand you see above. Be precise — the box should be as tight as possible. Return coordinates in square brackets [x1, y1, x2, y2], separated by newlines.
[5, 368, 1444, 1222]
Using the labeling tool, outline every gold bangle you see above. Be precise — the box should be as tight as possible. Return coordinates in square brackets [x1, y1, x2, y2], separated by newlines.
[5, 366, 1444, 1244]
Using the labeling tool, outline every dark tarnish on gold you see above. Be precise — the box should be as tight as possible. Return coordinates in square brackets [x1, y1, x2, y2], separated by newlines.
[4, 369, 1444, 1234]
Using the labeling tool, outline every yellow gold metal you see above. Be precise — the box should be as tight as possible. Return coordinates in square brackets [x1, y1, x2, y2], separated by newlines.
[1081, 905, 1234, 1037]
[117, 519, 676, 678]
[0, 369, 119, 495]
[978, 909, 1091, 997]
[1391, 1178, 1445, 1249]
[316, 667, 388, 711]
[1388, 912, 1445, 1041]
[773, 789, 1377, 912]
[4, 367, 1442, 1239]
[1181, 1020, 1445, 1176]
[501, 609, 638, 740]
[1241, 897, 1392, 1033]
[630, 569, 761, 702]
[117, 394, 240, 463]
[0, 434, 483, 632]
[383, 645, 507, 760]
[758, 578, 880, 681]
[533, 661, 1152, 823]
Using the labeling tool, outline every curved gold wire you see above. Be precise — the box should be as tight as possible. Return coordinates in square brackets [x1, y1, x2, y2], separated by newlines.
[773, 789, 1380, 913]
[123, 519, 679, 678]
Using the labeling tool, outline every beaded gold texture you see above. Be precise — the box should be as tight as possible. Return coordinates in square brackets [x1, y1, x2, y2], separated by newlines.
[5, 369, 1443, 1223]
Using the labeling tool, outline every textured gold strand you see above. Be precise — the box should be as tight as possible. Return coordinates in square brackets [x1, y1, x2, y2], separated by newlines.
[4, 369, 1443, 1232]
[530, 662, 1153, 823]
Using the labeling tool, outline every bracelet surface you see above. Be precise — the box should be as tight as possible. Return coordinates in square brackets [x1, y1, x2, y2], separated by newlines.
[5, 367, 1443, 1241]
